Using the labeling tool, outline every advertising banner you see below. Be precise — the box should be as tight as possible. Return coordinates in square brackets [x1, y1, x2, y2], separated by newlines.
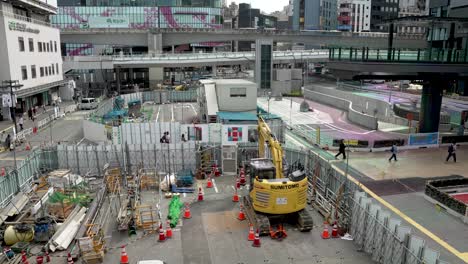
[408, 132, 439, 146]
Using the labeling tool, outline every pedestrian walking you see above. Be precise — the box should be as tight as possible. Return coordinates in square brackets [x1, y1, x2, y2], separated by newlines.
[389, 143, 398, 162]
[27, 108, 32, 121]
[5, 134, 11, 151]
[18, 116, 24, 131]
[181, 134, 187, 142]
[165, 131, 171, 143]
[160, 132, 167, 143]
[335, 140, 346, 159]
[446, 142, 457, 162]
[32, 107, 36, 116]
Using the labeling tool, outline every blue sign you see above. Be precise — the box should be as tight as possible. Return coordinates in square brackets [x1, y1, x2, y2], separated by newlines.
[408, 133, 439, 146]
[337, 25, 352, 31]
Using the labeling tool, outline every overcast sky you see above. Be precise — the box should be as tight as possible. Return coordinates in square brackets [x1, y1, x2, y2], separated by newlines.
[231, 0, 290, 14]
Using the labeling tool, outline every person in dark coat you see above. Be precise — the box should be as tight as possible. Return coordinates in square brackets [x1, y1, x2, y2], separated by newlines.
[335, 140, 346, 159]
[446, 142, 456, 162]
[389, 143, 398, 162]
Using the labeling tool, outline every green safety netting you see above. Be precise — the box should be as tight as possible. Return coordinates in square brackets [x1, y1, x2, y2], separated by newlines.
[48, 192, 92, 207]
[167, 196, 184, 228]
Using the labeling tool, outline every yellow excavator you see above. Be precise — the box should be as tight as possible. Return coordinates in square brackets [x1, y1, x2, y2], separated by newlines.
[243, 116, 313, 236]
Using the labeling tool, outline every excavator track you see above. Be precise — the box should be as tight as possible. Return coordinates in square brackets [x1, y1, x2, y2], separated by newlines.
[243, 196, 314, 235]
[296, 208, 314, 232]
[243, 196, 271, 236]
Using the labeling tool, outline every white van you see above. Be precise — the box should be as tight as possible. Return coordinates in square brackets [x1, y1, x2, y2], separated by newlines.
[79, 98, 98, 110]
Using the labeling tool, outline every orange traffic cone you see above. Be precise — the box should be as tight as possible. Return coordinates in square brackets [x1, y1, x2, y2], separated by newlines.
[239, 168, 246, 185]
[321, 222, 330, 239]
[25, 142, 31, 151]
[21, 251, 29, 264]
[237, 203, 246, 221]
[236, 177, 240, 189]
[197, 187, 204, 201]
[67, 253, 74, 264]
[120, 246, 129, 264]
[45, 251, 50, 262]
[206, 176, 213, 188]
[166, 220, 173, 239]
[252, 229, 261, 247]
[183, 203, 192, 219]
[158, 223, 166, 242]
[232, 187, 239, 202]
[331, 222, 339, 238]
[247, 224, 255, 241]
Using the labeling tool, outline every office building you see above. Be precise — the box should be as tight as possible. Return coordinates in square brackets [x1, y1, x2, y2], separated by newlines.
[398, 0, 428, 33]
[338, 0, 371, 32]
[237, 3, 277, 51]
[292, 0, 320, 30]
[370, 0, 400, 32]
[321, 0, 338, 30]
[0, 0, 65, 120]
[429, 0, 468, 18]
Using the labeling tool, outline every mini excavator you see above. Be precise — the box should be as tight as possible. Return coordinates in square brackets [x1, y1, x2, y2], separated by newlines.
[243, 116, 313, 237]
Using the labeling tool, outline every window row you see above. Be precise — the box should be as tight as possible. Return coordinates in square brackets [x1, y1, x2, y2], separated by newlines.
[18, 37, 58, 53]
[21, 64, 60, 80]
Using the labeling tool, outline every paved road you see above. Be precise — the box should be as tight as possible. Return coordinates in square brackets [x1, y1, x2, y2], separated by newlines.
[0, 110, 86, 170]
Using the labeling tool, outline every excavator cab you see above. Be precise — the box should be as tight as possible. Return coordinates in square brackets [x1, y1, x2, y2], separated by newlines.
[248, 158, 276, 191]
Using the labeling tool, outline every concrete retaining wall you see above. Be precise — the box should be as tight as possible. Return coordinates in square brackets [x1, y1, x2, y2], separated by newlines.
[303, 90, 378, 130]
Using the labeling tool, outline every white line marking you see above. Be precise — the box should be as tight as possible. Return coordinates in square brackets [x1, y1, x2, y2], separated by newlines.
[212, 179, 219, 193]
[183, 193, 186, 198]
[155, 106, 161, 122]
[171, 104, 175, 122]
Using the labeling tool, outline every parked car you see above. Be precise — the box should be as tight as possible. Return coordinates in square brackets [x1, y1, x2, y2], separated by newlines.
[79, 98, 98, 110]
[371, 80, 386, 84]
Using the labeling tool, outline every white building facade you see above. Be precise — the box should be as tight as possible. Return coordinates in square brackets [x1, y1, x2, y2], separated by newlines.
[0, 0, 65, 120]
[338, 0, 371, 32]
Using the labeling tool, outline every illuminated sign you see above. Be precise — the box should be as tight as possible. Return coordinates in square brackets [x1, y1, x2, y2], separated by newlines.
[8, 22, 40, 34]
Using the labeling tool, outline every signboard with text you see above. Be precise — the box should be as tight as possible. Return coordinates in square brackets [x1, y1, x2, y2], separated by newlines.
[408, 132, 439, 146]
[87, 16, 129, 28]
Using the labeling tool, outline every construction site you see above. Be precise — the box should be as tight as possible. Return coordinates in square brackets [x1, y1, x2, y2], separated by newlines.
[0, 87, 467, 264]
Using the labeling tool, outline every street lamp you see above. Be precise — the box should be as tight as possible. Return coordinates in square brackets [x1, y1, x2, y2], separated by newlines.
[0, 80, 23, 134]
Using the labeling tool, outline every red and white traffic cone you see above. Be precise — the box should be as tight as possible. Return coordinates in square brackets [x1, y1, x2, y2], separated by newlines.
[214, 164, 221, 177]
[36, 255, 44, 264]
[21, 251, 29, 264]
[44, 251, 50, 262]
[236, 177, 240, 189]
[239, 168, 246, 185]
[67, 253, 74, 264]
[247, 223, 255, 241]
[252, 229, 261, 247]
[197, 187, 204, 201]
[321, 222, 330, 239]
[237, 203, 246, 221]
[120, 246, 128, 264]
[331, 222, 339, 238]
[232, 187, 239, 202]
[206, 175, 213, 188]
[183, 203, 192, 219]
[166, 220, 173, 239]
[158, 223, 166, 242]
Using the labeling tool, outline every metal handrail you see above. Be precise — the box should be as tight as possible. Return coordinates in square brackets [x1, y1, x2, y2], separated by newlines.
[0, 10, 54, 28]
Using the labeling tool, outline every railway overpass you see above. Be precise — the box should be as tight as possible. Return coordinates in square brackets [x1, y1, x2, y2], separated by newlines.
[59, 28, 427, 53]
[63, 50, 329, 71]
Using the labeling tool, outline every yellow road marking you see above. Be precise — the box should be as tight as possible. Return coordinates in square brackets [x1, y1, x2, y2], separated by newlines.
[333, 165, 468, 263]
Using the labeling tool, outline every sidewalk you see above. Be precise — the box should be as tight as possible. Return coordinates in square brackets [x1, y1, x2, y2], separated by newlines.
[0, 101, 76, 134]
[342, 146, 467, 180]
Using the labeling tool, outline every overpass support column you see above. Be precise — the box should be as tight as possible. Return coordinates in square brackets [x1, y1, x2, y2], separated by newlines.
[149, 68, 164, 89]
[212, 65, 217, 76]
[419, 79, 444, 133]
[148, 33, 163, 55]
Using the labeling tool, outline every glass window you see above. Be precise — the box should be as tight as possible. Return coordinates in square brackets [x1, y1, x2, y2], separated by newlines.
[21, 66, 28, 80]
[50, 41, 53, 52]
[230, 87, 247, 97]
[47, 43, 50, 52]
[43, 42, 46, 52]
[49, 66, 52, 74]
[28, 38, 34, 52]
[51, 64, 55, 75]
[54, 41, 57, 52]
[46, 67, 49, 76]
[38, 42, 42, 52]
[18, 37, 25, 52]
[56, 63, 59, 74]
[31, 65, 36, 78]
[40, 67, 44, 77]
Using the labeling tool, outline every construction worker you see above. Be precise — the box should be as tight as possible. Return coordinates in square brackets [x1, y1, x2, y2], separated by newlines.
[389, 143, 398, 162]
[446, 142, 456, 163]
[335, 140, 346, 160]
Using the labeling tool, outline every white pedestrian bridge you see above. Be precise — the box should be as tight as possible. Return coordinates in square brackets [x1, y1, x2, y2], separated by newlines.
[63, 50, 330, 71]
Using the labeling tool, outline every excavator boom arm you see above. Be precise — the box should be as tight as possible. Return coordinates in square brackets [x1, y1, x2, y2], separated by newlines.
[258, 116, 283, 178]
